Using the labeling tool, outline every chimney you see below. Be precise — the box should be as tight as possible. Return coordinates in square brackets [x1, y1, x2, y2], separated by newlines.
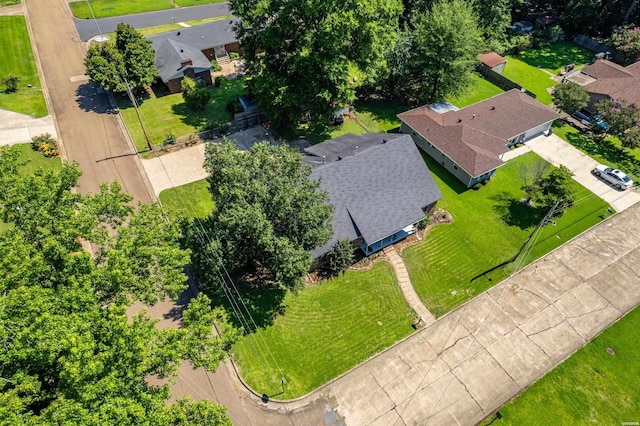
[180, 59, 192, 68]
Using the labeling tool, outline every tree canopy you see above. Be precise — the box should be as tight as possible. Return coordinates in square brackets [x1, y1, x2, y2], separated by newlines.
[187, 141, 333, 291]
[229, 0, 402, 127]
[84, 23, 158, 93]
[393, 0, 483, 103]
[552, 82, 589, 114]
[0, 146, 234, 425]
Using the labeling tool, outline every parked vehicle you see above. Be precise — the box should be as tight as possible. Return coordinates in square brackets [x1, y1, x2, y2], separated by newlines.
[592, 164, 633, 189]
[572, 108, 609, 131]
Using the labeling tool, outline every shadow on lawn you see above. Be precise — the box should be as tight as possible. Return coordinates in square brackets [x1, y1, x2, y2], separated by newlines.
[207, 270, 287, 331]
[490, 191, 545, 230]
[172, 101, 210, 130]
[421, 152, 468, 195]
[565, 132, 640, 178]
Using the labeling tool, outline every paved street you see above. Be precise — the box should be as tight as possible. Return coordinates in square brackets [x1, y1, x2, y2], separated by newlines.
[74, 2, 232, 41]
[24, 0, 153, 202]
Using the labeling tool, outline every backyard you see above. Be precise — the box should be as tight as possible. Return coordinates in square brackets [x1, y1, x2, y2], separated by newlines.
[502, 55, 555, 105]
[515, 41, 594, 74]
[69, 0, 225, 18]
[117, 78, 246, 153]
[403, 151, 610, 317]
[0, 16, 48, 117]
[446, 73, 504, 108]
[482, 305, 640, 424]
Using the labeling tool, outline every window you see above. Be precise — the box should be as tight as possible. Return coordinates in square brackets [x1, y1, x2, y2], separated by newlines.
[453, 165, 458, 170]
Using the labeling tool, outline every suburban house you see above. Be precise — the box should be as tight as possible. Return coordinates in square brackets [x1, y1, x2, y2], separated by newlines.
[304, 133, 442, 259]
[398, 89, 560, 188]
[148, 19, 240, 93]
[569, 58, 640, 108]
[478, 52, 507, 74]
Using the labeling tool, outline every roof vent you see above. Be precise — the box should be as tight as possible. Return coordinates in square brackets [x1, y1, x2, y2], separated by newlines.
[201, 35, 205, 39]
[490, 106, 495, 110]
[338, 156, 342, 161]
[322, 155, 326, 164]
[180, 49, 183, 52]
[472, 114, 476, 119]
[457, 118, 462, 123]
[382, 139, 387, 144]
[177, 31, 181, 36]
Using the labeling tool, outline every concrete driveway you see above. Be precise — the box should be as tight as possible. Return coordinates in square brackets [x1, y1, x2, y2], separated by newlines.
[0, 109, 57, 145]
[527, 134, 640, 212]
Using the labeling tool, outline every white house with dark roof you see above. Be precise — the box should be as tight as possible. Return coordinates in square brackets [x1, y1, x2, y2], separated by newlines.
[305, 133, 442, 258]
[398, 90, 560, 188]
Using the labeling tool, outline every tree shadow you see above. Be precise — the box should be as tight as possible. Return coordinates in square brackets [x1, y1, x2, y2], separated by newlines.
[171, 102, 210, 130]
[515, 41, 594, 72]
[490, 191, 545, 229]
[206, 268, 287, 331]
[75, 82, 119, 114]
[565, 132, 640, 178]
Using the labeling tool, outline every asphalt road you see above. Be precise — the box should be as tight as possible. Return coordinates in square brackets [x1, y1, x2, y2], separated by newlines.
[74, 2, 232, 41]
[24, 0, 153, 202]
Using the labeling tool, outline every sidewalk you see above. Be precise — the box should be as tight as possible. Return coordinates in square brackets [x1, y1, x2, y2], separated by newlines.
[0, 109, 57, 146]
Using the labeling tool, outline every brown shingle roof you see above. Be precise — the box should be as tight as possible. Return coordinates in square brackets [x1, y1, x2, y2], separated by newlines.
[478, 52, 507, 68]
[398, 90, 560, 177]
[582, 59, 640, 105]
[582, 59, 636, 80]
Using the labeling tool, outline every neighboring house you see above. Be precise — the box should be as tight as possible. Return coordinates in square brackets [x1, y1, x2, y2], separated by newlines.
[305, 133, 442, 259]
[570, 58, 640, 108]
[398, 89, 560, 188]
[478, 52, 507, 74]
[148, 19, 240, 93]
[154, 39, 213, 93]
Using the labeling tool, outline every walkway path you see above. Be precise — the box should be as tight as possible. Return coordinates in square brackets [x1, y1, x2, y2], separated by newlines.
[254, 203, 640, 425]
[0, 109, 57, 145]
[0, 3, 23, 15]
[74, 2, 232, 41]
[384, 246, 436, 326]
[527, 134, 640, 212]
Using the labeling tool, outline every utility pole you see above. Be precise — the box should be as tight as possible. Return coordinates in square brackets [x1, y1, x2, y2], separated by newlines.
[121, 74, 153, 151]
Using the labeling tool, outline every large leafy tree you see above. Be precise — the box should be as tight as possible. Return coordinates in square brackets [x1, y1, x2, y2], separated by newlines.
[552, 82, 589, 114]
[85, 23, 158, 93]
[559, 0, 603, 35]
[187, 141, 333, 291]
[0, 146, 234, 424]
[230, 0, 402, 128]
[402, 0, 483, 103]
[595, 98, 640, 137]
[474, 0, 512, 49]
[611, 25, 640, 65]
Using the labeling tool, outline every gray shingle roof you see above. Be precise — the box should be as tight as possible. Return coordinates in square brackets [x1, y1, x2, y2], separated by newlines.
[308, 133, 442, 258]
[148, 19, 240, 53]
[154, 39, 212, 82]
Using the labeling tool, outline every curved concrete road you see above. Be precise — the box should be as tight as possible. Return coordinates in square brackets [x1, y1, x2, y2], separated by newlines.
[74, 2, 232, 41]
[24, 0, 153, 202]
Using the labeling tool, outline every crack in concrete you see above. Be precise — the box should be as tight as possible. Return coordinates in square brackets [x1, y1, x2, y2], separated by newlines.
[439, 333, 471, 355]
[486, 350, 519, 390]
[522, 318, 566, 338]
[563, 301, 618, 320]
[451, 373, 484, 414]
[518, 326, 552, 360]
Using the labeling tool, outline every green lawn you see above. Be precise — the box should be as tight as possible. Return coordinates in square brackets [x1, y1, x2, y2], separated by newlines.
[0, 16, 47, 117]
[103, 16, 231, 39]
[159, 179, 213, 221]
[502, 56, 556, 105]
[515, 42, 594, 75]
[69, 0, 174, 19]
[69, 0, 225, 18]
[553, 121, 640, 181]
[231, 261, 414, 398]
[291, 117, 368, 145]
[403, 152, 610, 317]
[446, 73, 504, 108]
[0, 0, 20, 6]
[482, 305, 640, 424]
[117, 79, 246, 152]
[353, 99, 406, 133]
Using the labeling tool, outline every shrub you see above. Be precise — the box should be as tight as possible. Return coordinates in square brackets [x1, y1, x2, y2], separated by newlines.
[417, 216, 430, 230]
[31, 133, 59, 157]
[212, 61, 222, 72]
[164, 132, 176, 145]
[229, 52, 240, 60]
[226, 99, 243, 114]
[324, 239, 355, 277]
[214, 76, 225, 87]
[2, 75, 21, 92]
[181, 77, 211, 111]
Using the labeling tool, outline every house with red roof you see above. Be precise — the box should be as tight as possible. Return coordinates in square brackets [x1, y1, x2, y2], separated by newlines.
[398, 90, 560, 188]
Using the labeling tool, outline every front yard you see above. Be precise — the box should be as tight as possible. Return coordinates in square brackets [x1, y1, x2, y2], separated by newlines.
[0, 16, 48, 117]
[69, 0, 226, 18]
[482, 305, 640, 424]
[117, 78, 246, 153]
[403, 151, 610, 317]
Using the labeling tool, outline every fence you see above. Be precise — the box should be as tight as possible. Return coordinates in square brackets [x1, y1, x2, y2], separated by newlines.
[573, 34, 611, 53]
[476, 65, 537, 99]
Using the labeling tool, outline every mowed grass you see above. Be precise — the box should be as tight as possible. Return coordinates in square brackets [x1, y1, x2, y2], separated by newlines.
[232, 261, 415, 398]
[117, 79, 246, 152]
[353, 99, 406, 132]
[0, 16, 47, 117]
[446, 73, 504, 108]
[403, 152, 610, 317]
[516, 42, 594, 74]
[0, 0, 20, 6]
[69, 0, 173, 18]
[159, 179, 213, 221]
[103, 16, 231, 39]
[69, 0, 225, 18]
[483, 305, 640, 424]
[503, 56, 556, 105]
